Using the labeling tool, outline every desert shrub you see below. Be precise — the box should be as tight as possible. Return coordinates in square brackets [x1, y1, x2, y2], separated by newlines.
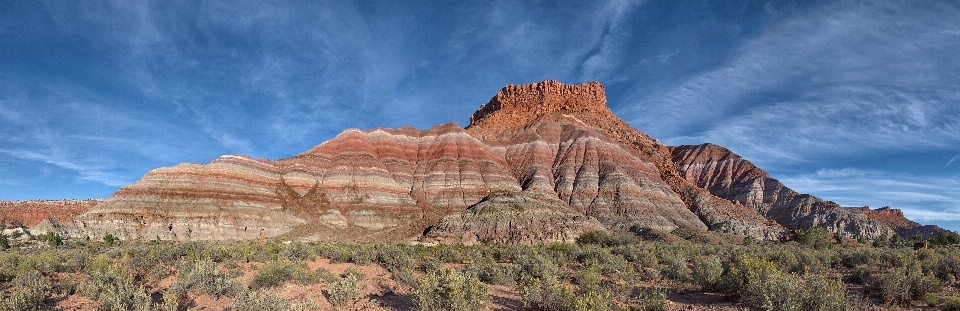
[881, 251, 912, 269]
[80, 263, 153, 311]
[570, 290, 613, 311]
[574, 263, 602, 292]
[0, 233, 9, 250]
[375, 244, 413, 272]
[415, 268, 490, 311]
[325, 273, 360, 308]
[800, 274, 848, 311]
[103, 233, 116, 245]
[873, 265, 941, 305]
[598, 251, 633, 275]
[926, 293, 942, 307]
[251, 260, 319, 289]
[794, 227, 831, 249]
[231, 289, 289, 311]
[517, 274, 574, 311]
[942, 296, 960, 311]
[463, 255, 515, 286]
[733, 259, 847, 311]
[393, 267, 419, 288]
[150, 264, 172, 280]
[280, 242, 314, 261]
[516, 250, 561, 280]
[850, 264, 870, 284]
[931, 230, 960, 246]
[766, 248, 799, 273]
[926, 252, 960, 282]
[794, 249, 825, 274]
[45, 231, 63, 247]
[839, 248, 880, 268]
[349, 245, 377, 265]
[170, 257, 241, 298]
[636, 287, 667, 311]
[0, 270, 51, 311]
[631, 248, 659, 270]
[419, 257, 442, 273]
[660, 257, 689, 281]
[692, 255, 723, 291]
[289, 298, 320, 311]
[315, 266, 340, 284]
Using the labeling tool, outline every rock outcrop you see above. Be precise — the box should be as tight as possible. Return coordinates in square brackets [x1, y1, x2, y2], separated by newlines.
[848, 206, 941, 238]
[670, 143, 895, 238]
[32, 80, 934, 243]
[1, 199, 101, 227]
[468, 81, 785, 240]
[422, 191, 607, 245]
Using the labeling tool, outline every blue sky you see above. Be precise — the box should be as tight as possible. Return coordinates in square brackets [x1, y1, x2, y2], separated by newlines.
[2, 1, 959, 231]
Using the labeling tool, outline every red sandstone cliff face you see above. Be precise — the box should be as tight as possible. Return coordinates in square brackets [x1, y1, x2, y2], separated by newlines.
[34, 80, 929, 242]
[671, 143, 895, 237]
[1, 199, 101, 227]
[463, 81, 785, 239]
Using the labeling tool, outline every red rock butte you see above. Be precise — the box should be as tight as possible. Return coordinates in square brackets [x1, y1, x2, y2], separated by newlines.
[468, 80, 615, 141]
[24, 80, 940, 243]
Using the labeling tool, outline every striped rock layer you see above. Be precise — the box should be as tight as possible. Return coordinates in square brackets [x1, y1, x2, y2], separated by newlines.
[1, 199, 102, 227]
[35, 80, 928, 242]
[671, 143, 896, 238]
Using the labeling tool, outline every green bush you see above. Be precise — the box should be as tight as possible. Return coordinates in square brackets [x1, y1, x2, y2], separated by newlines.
[45, 231, 63, 248]
[325, 274, 360, 308]
[931, 230, 960, 246]
[393, 266, 419, 288]
[0, 233, 9, 250]
[692, 255, 723, 291]
[463, 254, 515, 286]
[79, 263, 153, 311]
[517, 274, 574, 311]
[570, 290, 613, 311]
[850, 264, 870, 284]
[279, 242, 314, 261]
[660, 257, 689, 281]
[720, 254, 847, 310]
[251, 260, 319, 289]
[169, 257, 241, 298]
[941, 296, 960, 311]
[926, 293, 942, 307]
[636, 287, 667, 311]
[794, 227, 831, 249]
[231, 289, 289, 311]
[516, 251, 561, 280]
[415, 268, 490, 311]
[0, 270, 51, 311]
[873, 265, 942, 305]
[574, 263, 602, 292]
[103, 233, 116, 245]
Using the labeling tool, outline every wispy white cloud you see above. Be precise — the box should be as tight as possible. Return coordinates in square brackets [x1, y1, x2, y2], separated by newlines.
[621, 0, 960, 166]
[0, 149, 129, 187]
[947, 155, 960, 167]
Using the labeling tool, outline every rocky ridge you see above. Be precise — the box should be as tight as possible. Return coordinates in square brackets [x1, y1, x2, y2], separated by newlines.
[848, 206, 941, 238]
[33, 80, 933, 243]
[1, 199, 102, 227]
[670, 143, 896, 238]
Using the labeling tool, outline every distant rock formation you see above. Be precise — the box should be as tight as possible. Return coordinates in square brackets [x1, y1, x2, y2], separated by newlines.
[32, 80, 936, 243]
[671, 143, 895, 238]
[1, 199, 101, 227]
[848, 206, 941, 238]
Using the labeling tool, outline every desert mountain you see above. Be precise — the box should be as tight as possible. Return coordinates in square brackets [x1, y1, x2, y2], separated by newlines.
[31, 80, 936, 243]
